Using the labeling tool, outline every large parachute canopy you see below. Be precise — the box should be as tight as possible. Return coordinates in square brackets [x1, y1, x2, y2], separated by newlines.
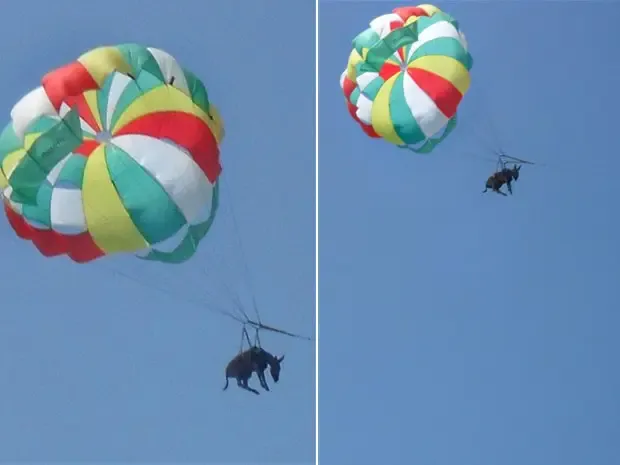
[340, 4, 473, 153]
[0, 44, 224, 264]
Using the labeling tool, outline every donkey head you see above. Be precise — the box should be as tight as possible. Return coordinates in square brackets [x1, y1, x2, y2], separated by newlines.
[269, 354, 285, 382]
[511, 164, 521, 181]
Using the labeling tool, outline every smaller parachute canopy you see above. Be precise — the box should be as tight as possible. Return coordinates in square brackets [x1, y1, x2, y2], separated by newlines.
[0, 43, 224, 264]
[340, 4, 473, 153]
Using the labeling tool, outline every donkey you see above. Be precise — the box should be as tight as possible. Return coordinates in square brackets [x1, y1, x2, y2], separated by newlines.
[222, 346, 285, 395]
[483, 165, 521, 196]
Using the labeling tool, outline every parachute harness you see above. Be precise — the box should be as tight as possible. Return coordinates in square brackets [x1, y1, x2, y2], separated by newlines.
[223, 173, 312, 347]
[239, 324, 260, 353]
[496, 152, 536, 171]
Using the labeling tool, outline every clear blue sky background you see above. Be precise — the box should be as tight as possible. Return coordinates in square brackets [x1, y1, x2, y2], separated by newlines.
[320, 1, 619, 464]
[0, 0, 315, 462]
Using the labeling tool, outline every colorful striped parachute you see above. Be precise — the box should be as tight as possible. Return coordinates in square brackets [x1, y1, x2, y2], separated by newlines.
[0, 44, 224, 264]
[340, 4, 473, 153]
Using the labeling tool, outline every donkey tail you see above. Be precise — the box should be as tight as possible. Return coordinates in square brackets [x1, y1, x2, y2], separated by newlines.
[223, 376, 229, 391]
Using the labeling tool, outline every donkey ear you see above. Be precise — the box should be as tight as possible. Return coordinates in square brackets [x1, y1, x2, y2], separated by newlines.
[278, 355, 285, 363]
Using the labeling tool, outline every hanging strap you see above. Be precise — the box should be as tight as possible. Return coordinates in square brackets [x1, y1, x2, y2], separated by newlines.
[246, 319, 312, 341]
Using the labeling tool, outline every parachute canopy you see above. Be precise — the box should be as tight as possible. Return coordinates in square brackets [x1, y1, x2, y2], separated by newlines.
[0, 44, 224, 264]
[340, 4, 473, 153]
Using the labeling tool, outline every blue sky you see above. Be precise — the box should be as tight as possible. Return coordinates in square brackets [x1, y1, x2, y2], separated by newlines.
[319, 1, 619, 464]
[0, 0, 315, 462]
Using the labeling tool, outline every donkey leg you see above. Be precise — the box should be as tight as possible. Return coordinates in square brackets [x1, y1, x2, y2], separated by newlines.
[253, 364, 269, 390]
[238, 378, 260, 395]
[506, 181, 513, 195]
[242, 376, 261, 395]
[246, 385, 260, 395]
[258, 371, 270, 391]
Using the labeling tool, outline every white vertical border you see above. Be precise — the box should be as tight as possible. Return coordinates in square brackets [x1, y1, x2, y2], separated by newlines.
[314, 0, 320, 463]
